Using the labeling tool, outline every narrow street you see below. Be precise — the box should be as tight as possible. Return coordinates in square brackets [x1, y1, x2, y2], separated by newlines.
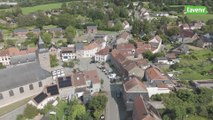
[77, 58, 127, 120]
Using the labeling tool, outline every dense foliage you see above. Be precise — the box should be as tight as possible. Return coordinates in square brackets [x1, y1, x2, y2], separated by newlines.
[152, 88, 213, 120]
[88, 94, 108, 119]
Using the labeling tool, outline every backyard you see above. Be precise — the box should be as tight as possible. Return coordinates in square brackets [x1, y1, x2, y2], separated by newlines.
[170, 49, 213, 80]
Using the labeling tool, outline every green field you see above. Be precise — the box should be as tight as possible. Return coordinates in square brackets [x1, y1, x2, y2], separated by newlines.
[21, 3, 62, 14]
[171, 49, 213, 80]
[0, 3, 63, 15]
[179, 14, 213, 22]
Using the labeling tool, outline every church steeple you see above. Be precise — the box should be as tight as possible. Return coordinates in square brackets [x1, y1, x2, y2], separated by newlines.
[38, 36, 47, 53]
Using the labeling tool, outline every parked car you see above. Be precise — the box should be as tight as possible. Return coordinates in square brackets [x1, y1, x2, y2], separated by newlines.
[100, 114, 105, 120]
[108, 73, 116, 79]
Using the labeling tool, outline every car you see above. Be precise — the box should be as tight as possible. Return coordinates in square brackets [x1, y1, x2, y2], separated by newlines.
[100, 114, 105, 120]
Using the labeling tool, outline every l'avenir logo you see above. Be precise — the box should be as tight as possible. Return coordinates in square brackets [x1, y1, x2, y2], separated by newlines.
[184, 5, 208, 14]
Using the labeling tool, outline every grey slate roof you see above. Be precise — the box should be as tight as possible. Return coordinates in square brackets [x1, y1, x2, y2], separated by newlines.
[75, 43, 84, 51]
[10, 53, 36, 65]
[0, 61, 51, 92]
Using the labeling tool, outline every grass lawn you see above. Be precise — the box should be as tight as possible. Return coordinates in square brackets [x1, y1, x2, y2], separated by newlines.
[22, 3, 62, 15]
[179, 14, 213, 22]
[187, 45, 203, 51]
[0, 3, 63, 15]
[185, 115, 207, 120]
[172, 49, 213, 80]
[0, 96, 33, 116]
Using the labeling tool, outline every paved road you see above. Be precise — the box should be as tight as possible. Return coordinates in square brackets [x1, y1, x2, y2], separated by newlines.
[0, 105, 26, 120]
[77, 58, 127, 120]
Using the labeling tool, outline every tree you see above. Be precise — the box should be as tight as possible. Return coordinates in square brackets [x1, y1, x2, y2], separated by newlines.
[132, 20, 142, 36]
[41, 32, 52, 45]
[0, 63, 5, 69]
[206, 19, 213, 25]
[93, 109, 103, 120]
[128, 2, 134, 9]
[12, 6, 22, 17]
[65, 26, 76, 44]
[16, 114, 25, 120]
[50, 54, 59, 67]
[89, 95, 108, 110]
[23, 104, 39, 119]
[63, 61, 75, 68]
[6, 39, 15, 47]
[142, 50, 154, 61]
[76, 113, 93, 120]
[35, 12, 50, 29]
[26, 32, 38, 44]
[174, 106, 186, 120]
[68, 99, 86, 120]
[167, 27, 180, 36]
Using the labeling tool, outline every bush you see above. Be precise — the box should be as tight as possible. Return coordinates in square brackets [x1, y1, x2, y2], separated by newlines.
[23, 104, 39, 119]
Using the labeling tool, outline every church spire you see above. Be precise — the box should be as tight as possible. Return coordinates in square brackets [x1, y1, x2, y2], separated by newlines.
[38, 36, 47, 53]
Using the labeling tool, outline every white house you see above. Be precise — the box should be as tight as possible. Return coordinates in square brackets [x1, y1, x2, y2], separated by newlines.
[61, 46, 76, 61]
[95, 47, 110, 62]
[146, 87, 170, 98]
[83, 43, 99, 58]
[149, 35, 162, 54]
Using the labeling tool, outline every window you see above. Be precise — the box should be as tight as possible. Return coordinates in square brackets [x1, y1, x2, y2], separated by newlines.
[19, 87, 24, 93]
[0, 93, 3, 100]
[9, 90, 14, 96]
[29, 84, 34, 90]
[38, 81, 42, 87]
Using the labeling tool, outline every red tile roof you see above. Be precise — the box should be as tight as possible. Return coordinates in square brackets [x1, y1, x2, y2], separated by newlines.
[122, 60, 137, 71]
[96, 47, 110, 56]
[84, 70, 100, 84]
[111, 49, 126, 64]
[133, 96, 156, 120]
[117, 31, 129, 39]
[135, 59, 149, 66]
[146, 66, 169, 81]
[72, 70, 100, 87]
[0, 47, 36, 56]
[123, 77, 147, 92]
[180, 30, 195, 38]
[117, 43, 135, 50]
[72, 72, 86, 87]
[84, 43, 98, 50]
